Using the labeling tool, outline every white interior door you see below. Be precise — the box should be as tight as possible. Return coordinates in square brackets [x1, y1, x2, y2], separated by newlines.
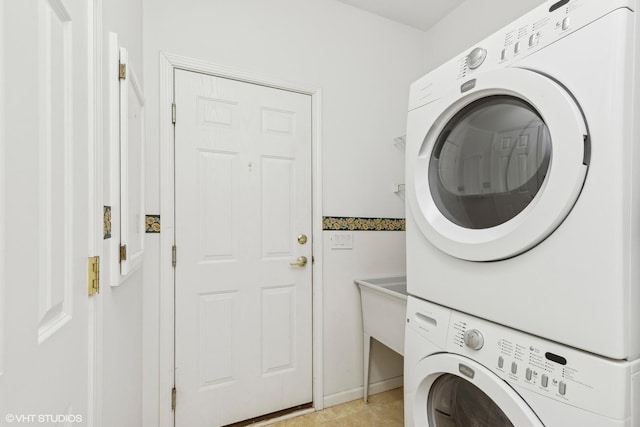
[0, 0, 91, 422]
[174, 69, 313, 426]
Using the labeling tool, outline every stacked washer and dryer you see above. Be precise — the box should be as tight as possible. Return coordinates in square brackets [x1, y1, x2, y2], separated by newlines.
[404, 0, 640, 425]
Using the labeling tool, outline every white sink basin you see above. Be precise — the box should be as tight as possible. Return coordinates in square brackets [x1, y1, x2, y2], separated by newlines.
[355, 276, 407, 402]
[356, 276, 407, 355]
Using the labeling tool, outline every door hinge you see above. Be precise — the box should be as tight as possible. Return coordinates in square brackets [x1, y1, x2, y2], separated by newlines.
[171, 387, 177, 411]
[172, 245, 177, 268]
[172, 102, 176, 124]
[88, 256, 100, 296]
[120, 244, 127, 262]
[119, 62, 126, 80]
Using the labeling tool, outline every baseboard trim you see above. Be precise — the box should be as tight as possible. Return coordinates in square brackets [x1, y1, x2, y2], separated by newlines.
[322, 376, 403, 408]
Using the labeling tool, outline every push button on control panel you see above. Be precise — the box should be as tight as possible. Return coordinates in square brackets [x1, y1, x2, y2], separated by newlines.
[559, 381, 567, 395]
[511, 362, 518, 374]
[528, 33, 540, 47]
[498, 356, 504, 368]
[562, 16, 571, 31]
[514, 41, 521, 54]
[541, 374, 549, 388]
[526, 368, 532, 381]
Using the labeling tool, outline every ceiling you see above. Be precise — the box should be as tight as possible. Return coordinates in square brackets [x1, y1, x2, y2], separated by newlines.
[336, 0, 466, 32]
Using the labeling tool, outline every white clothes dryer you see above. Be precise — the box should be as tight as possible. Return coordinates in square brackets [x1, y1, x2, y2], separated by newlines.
[404, 296, 640, 427]
[405, 0, 640, 360]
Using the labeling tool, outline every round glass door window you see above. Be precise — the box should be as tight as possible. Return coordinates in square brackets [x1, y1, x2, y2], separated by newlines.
[429, 95, 552, 229]
[428, 374, 513, 426]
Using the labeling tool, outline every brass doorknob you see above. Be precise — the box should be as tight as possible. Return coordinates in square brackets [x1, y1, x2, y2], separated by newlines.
[290, 256, 308, 267]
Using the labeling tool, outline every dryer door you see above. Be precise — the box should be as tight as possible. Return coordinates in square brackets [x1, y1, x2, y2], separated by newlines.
[407, 68, 588, 261]
[411, 353, 544, 427]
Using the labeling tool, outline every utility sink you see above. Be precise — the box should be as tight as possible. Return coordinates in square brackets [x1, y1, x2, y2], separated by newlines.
[355, 276, 407, 402]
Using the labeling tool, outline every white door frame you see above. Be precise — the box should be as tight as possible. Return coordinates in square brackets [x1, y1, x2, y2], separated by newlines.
[157, 52, 324, 426]
[88, 0, 103, 425]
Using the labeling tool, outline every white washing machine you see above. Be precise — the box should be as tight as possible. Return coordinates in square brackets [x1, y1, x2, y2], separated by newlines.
[405, 296, 640, 427]
[405, 0, 640, 360]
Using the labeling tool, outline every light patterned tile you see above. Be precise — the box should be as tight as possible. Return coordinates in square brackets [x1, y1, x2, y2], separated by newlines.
[368, 387, 404, 405]
[268, 388, 403, 427]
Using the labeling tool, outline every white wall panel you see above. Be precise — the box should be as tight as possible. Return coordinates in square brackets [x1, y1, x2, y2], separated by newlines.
[198, 150, 238, 261]
[200, 97, 236, 127]
[261, 286, 296, 375]
[262, 108, 295, 136]
[261, 157, 294, 257]
[38, 0, 74, 343]
[198, 291, 238, 389]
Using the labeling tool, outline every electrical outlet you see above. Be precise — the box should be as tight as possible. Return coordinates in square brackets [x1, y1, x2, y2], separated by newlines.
[329, 231, 353, 250]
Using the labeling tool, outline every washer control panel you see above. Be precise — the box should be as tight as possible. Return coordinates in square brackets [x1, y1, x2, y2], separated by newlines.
[408, 0, 632, 110]
[447, 311, 630, 421]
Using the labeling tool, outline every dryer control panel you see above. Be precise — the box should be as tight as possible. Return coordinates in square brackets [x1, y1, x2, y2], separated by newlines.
[409, 0, 633, 110]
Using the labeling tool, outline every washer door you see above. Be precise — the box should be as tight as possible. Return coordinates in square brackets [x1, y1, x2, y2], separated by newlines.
[412, 353, 544, 427]
[407, 68, 588, 261]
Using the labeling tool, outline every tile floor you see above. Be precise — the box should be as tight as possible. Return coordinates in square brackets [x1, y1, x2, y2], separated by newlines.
[267, 388, 404, 426]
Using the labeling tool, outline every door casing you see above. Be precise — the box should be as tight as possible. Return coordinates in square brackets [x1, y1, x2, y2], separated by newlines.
[155, 52, 324, 427]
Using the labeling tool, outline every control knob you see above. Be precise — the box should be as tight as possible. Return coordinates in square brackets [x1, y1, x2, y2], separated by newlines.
[463, 329, 484, 350]
[467, 47, 487, 70]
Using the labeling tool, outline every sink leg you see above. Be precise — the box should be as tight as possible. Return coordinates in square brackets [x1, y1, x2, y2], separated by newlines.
[364, 333, 371, 403]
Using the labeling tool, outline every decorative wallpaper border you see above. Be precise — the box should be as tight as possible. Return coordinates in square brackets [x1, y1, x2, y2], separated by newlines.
[146, 215, 161, 233]
[322, 217, 405, 231]
[141, 215, 403, 233]
[103, 206, 112, 239]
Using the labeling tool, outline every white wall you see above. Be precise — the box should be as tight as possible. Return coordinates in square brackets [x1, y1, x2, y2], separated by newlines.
[100, 0, 144, 425]
[423, 0, 547, 72]
[322, 231, 406, 405]
[144, 0, 424, 219]
[142, 0, 424, 417]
